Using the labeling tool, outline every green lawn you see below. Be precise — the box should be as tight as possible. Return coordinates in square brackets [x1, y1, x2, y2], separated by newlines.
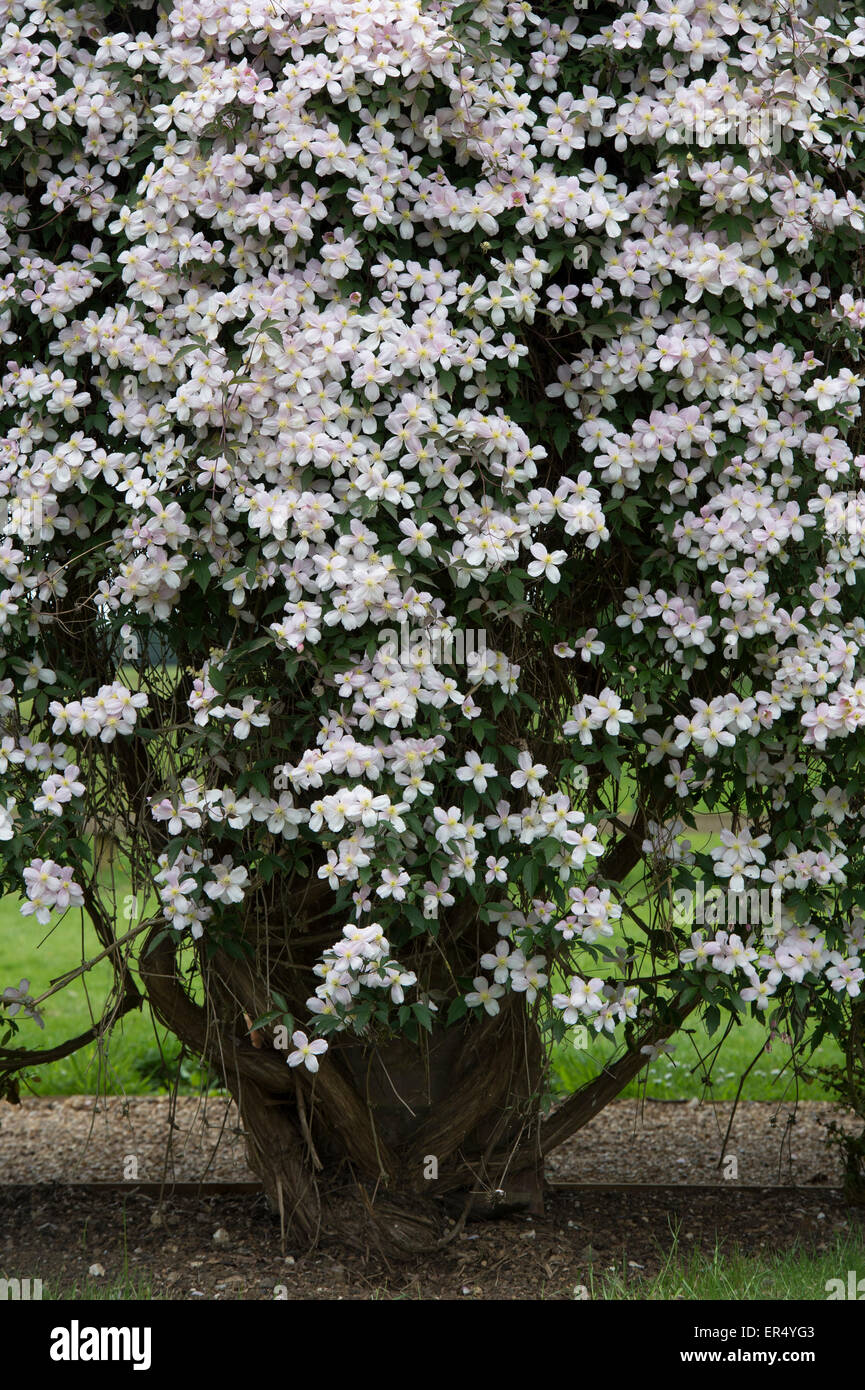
[587, 1228, 865, 1300]
[0, 884, 190, 1096]
[549, 1014, 839, 1104]
[548, 821, 843, 1102]
[0, 835, 844, 1102]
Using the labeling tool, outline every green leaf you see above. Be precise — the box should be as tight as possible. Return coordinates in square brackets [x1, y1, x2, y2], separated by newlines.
[249, 1010, 280, 1031]
[505, 572, 524, 603]
[191, 556, 212, 591]
[447, 996, 468, 1026]
[523, 858, 538, 898]
[553, 421, 571, 455]
[601, 745, 622, 779]
[405, 905, 428, 937]
[412, 1002, 434, 1033]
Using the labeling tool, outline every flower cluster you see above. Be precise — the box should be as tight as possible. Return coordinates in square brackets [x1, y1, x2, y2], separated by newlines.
[49, 686, 148, 741]
[305, 921, 419, 1025]
[154, 844, 252, 937]
[680, 918, 865, 1008]
[1, 977, 43, 1028]
[552, 974, 640, 1034]
[20, 859, 84, 925]
[2, 0, 865, 1080]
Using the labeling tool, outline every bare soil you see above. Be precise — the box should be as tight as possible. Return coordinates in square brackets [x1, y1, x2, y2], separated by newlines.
[1, 1095, 862, 1299]
[0, 1185, 860, 1300]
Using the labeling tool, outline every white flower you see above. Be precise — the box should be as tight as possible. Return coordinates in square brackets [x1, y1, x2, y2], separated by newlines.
[286, 1030, 328, 1073]
[511, 750, 547, 796]
[465, 976, 505, 1016]
[204, 861, 249, 904]
[527, 542, 567, 584]
[456, 750, 497, 793]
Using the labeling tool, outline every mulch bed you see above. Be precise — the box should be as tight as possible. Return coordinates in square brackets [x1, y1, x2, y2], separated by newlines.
[0, 1185, 859, 1300]
[0, 1094, 857, 1185]
[1, 1095, 862, 1298]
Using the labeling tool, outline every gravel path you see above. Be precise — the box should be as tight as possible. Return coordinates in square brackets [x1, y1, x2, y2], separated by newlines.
[545, 1098, 858, 1186]
[0, 1095, 857, 1186]
[0, 1095, 249, 1185]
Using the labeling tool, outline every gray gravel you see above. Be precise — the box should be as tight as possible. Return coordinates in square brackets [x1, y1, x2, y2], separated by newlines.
[0, 1094, 858, 1186]
[545, 1098, 859, 1186]
[0, 1095, 248, 1184]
